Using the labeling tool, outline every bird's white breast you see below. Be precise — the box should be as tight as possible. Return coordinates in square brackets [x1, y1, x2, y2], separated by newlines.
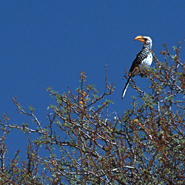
[140, 53, 153, 72]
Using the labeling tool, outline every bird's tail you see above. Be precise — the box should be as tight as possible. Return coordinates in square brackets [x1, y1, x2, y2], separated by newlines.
[122, 76, 132, 99]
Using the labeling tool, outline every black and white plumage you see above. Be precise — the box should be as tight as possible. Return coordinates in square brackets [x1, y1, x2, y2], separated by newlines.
[122, 36, 153, 99]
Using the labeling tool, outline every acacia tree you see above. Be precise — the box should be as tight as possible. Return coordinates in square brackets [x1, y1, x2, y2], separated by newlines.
[0, 42, 185, 184]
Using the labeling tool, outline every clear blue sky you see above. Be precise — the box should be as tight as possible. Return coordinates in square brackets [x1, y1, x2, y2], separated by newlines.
[1, 1, 185, 158]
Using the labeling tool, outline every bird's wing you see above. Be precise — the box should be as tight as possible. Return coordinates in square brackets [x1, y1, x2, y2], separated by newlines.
[129, 49, 149, 76]
[122, 49, 150, 99]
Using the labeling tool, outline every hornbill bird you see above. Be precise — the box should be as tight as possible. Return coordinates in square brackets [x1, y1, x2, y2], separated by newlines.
[122, 35, 153, 99]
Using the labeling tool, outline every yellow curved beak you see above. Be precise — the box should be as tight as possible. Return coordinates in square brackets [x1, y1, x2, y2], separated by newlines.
[134, 35, 145, 44]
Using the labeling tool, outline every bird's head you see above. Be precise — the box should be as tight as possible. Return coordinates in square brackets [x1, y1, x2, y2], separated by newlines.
[134, 35, 152, 49]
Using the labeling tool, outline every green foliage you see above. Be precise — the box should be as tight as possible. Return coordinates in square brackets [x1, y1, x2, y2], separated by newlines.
[0, 45, 185, 184]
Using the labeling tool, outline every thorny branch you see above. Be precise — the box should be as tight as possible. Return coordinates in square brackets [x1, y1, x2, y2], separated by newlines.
[0, 43, 185, 184]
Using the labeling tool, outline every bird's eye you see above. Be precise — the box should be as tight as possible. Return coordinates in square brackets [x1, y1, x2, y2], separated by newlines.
[145, 39, 149, 44]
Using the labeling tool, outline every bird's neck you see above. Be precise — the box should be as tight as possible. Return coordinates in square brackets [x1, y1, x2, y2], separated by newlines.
[143, 45, 151, 51]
